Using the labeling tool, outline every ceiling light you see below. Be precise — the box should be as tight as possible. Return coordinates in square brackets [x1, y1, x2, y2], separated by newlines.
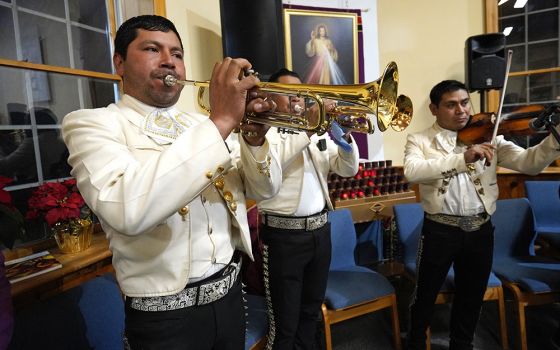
[498, 0, 509, 5]
[514, 0, 528, 8]
[503, 27, 513, 36]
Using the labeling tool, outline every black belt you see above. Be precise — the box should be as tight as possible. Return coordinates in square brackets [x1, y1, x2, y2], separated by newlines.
[126, 254, 241, 312]
[262, 210, 328, 231]
[425, 212, 490, 232]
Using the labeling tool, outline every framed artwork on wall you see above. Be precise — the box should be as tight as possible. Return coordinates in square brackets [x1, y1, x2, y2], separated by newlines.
[283, 7, 360, 85]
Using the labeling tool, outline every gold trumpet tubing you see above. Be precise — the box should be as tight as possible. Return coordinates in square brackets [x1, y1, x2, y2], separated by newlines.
[245, 91, 331, 135]
[252, 89, 331, 135]
[325, 106, 374, 133]
[328, 111, 374, 134]
[245, 111, 308, 127]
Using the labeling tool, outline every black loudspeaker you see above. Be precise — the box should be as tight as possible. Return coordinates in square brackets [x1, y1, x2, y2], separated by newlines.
[220, 0, 285, 80]
[465, 33, 506, 91]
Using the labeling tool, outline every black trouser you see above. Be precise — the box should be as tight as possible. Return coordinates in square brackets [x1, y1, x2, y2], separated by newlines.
[407, 217, 494, 350]
[124, 272, 244, 350]
[262, 222, 331, 350]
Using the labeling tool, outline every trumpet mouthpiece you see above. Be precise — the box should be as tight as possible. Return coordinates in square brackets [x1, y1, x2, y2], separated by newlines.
[163, 75, 177, 87]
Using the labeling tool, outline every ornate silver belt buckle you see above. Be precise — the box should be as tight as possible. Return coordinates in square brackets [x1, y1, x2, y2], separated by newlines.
[458, 217, 479, 232]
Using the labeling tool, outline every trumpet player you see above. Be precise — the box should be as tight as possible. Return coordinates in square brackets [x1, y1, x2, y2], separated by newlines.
[62, 15, 282, 350]
[244, 68, 359, 350]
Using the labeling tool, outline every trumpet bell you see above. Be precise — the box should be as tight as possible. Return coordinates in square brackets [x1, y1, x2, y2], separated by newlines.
[374, 61, 399, 132]
[391, 95, 413, 132]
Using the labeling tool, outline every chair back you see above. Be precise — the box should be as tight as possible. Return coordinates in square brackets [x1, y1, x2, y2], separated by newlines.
[328, 209, 358, 269]
[492, 198, 537, 258]
[10, 273, 124, 349]
[524, 180, 560, 233]
[393, 203, 424, 264]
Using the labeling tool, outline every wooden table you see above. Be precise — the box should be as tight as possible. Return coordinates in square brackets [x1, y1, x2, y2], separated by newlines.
[497, 166, 560, 199]
[7, 233, 113, 308]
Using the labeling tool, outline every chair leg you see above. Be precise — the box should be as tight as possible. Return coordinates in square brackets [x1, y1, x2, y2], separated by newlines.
[389, 294, 402, 350]
[321, 304, 333, 350]
[496, 287, 509, 350]
[515, 301, 528, 350]
[426, 327, 431, 350]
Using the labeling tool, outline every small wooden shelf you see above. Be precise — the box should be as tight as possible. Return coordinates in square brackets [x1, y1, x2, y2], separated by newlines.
[6, 233, 113, 308]
[334, 190, 418, 223]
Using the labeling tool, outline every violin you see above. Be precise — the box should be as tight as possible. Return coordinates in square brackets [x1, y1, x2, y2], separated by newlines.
[457, 105, 549, 146]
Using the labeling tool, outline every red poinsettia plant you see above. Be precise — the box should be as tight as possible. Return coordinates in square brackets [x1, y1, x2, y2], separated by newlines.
[26, 179, 87, 227]
[0, 176, 25, 248]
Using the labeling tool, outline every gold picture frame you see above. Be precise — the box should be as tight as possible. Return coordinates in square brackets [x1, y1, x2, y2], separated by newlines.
[283, 8, 359, 84]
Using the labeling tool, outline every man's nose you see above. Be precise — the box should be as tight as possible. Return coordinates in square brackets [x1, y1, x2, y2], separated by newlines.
[160, 50, 176, 68]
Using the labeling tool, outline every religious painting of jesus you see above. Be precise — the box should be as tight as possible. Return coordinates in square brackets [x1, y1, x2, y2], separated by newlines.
[284, 8, 358, 85]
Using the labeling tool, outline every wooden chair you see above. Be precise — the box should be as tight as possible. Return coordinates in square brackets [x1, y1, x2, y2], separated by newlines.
[492, 198, 560, 350]
[322, 208, 402, 350]
[393, 202, 508, 350]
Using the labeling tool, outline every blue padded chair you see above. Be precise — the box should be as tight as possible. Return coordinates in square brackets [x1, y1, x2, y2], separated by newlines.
[245, 293, 268, 350]
[524, 180, 560, 254]
[492, 198, 560, 350]
[393, 203, 508, 350]
[10, 272, 124, 349]
[322, 208, 401, 350]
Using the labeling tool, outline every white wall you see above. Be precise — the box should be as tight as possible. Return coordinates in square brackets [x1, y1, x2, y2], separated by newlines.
[377, 1, 484, 165]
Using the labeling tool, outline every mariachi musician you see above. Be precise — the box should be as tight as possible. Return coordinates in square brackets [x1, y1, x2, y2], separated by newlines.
[402, 79, 560, 350]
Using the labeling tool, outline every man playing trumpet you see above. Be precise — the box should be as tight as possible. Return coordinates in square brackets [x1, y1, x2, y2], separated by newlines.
[62, 15, 282, 350]
[244, 68, 360, 349]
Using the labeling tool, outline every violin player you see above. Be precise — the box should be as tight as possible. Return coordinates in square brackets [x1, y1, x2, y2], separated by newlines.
[402, 79, 560, 350]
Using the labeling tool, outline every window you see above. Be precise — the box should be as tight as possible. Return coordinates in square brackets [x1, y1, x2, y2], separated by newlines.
[0, 0, 119, 246]
[498, 0, 560, 109]
[485, 0, 560, 148]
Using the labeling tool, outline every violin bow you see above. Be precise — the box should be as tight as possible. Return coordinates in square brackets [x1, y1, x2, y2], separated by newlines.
[490, 49, 514, 145]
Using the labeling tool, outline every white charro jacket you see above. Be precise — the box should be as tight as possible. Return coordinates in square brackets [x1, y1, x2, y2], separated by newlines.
[257, 127, 359, 215]
[404, 122, 560, 215]
[62, 95, 281, 297]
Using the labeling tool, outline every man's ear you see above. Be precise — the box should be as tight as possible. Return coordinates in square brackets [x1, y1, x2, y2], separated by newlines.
[113, 53, 124, 77]
[428, 103, 438, 117]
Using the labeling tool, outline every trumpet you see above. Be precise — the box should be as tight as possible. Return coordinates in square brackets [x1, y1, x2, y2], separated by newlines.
[163, 61, 412, 135]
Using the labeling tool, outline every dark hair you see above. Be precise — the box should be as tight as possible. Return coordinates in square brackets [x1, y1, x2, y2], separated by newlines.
[429, 80, 467, 106]
[268, 68, 301, 83]
[114, 15, 182, 60]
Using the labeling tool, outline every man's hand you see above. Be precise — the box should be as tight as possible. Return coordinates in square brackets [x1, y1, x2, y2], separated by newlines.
[209, 57, 259, 140]
[239, 121, 270, 146]
[239, 95, 276, 146]
[464, 143, 495, 165]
